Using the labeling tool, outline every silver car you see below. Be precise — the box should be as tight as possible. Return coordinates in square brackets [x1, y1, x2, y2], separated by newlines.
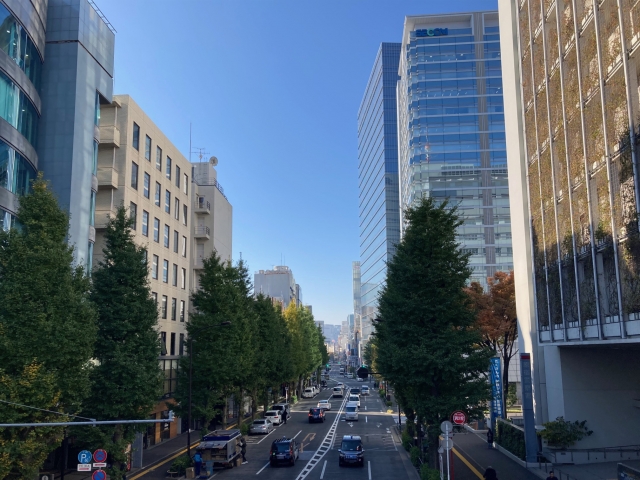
[249, 418, 274, 435]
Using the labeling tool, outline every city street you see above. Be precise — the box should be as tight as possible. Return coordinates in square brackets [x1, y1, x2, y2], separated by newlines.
[139, 372, 417, 480]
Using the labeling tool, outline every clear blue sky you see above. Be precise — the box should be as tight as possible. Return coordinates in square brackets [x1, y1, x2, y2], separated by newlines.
[99, 0, 497, 325]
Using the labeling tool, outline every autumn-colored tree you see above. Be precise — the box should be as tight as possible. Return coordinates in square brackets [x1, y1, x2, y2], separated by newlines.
[466, 270, 517, 414]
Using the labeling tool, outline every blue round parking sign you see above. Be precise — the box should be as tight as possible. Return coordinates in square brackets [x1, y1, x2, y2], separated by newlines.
[92, 470, 106, 480]
[78, 450, 92, 464]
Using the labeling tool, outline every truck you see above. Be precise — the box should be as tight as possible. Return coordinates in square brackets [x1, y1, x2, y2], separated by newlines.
[196, 429, 243, 472]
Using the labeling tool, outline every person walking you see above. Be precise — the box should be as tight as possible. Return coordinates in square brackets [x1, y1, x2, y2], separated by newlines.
[483, 466, 498, 480]
[486, 427, 494, 449]
[193, 451, 202, 478]
[282, 409, 287, 425]
[239, 436, 248, 464]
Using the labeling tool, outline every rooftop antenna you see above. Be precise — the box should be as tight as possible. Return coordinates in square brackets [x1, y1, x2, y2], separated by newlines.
[191, 147, 210, 163]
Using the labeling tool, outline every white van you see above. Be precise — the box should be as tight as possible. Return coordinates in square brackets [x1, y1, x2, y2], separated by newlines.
[333, 386, 344, 398]
[345, 402, 359, 421]
[302, 387, 315, 398]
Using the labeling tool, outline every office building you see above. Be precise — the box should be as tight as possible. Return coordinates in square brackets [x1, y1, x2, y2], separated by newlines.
[95, 94, 192, 445]
[398, 13, 512, 286]
[254, 265, 300, 308]
[315, 320, 325, 336]
[191, 157, 233, 291]
[500, 0, 640, 453]
[357, 43, 402, 343]
[0, 0, 42, 230]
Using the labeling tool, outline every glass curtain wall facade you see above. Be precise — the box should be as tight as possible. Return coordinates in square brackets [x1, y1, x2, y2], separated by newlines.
[358, 43, 401, 341]
[398, 13, 511, 286]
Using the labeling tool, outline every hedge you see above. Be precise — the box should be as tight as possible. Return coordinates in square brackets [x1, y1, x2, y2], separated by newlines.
[495, 419, 526, 460]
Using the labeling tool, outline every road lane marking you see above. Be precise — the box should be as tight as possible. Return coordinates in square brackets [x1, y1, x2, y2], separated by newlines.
[319, 460, 327, 479]
[256, 461, 270, 475]
[368, 460, 372, 480]
[452, 447, 484, 479]
[256, 429, 277, 444]
[366, 416, 368, 423]
[293, 429, 303, 439]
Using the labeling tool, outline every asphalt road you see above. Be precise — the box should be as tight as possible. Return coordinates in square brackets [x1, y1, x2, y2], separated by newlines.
[195, 371, 416, 480]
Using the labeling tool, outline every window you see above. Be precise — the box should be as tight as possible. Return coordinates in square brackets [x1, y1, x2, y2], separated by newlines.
[130, 202, 137, 230]
[142, 211, 149, 236]
[87, 242, 93, 275]
[179, 333, 184, 355]
[171, 298, 177, 321]
[176, 166, 181, 188]
[163, 225, 170, 248]
[183, 173, 188, 194]
[133, 122, 140, 150]
[162, 260, 168, 283]
[170, 332, 176, 355]
[142, 249, 147, 265]
[155, 182, 161, 206]
[165, 190, 171, 214]
[182, 236, 187, 257]
[180, 300, 185, 322]
[153, 218, 160, 242]
[166, 157, 172, 179]
[172, 264, 178, 286]
[145, 135, 151, 161]
[181, 268, 186, 289]
[160, 331, 166, 354]
[92, 140, 98, 176]
[183, 205, 188, 226]
[131, 162, 138, 189]
[156, 146, 162, 171]
[94, 91, 100, 126]
[161, 296, 167, 319]
[152, 255, 159, 279]
[143, 173, 150, 198]
[89, 192, 96, 227]
[152, 292, 157, 304]
[173, 231, 179, 253]
[174, 198, 180, 220]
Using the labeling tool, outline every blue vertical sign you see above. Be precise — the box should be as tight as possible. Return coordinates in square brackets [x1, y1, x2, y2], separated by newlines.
[521, 353, 538, 463]
[489, 357, 503, 429]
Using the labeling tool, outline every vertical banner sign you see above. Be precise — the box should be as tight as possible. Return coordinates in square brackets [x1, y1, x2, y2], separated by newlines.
[521, 353, 538, 463]
[490, 357, 503, 419]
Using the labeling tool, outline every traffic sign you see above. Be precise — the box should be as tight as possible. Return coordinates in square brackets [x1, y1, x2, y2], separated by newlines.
[440, 420, 453, 433]
[77, 464, 91, 472]
[78, 450, 92, 464]
[441, 436, 453, 450]
[93, 449, 107, 463]
[452, 410, 467, 425]
[92, 470, 106, 480]
[93, 463, 107, 468]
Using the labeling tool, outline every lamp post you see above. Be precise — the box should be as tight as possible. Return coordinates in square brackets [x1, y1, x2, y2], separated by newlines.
[187, 321, 231, 459]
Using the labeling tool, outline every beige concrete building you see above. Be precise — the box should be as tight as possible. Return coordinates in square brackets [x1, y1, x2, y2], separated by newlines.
[191, 159, 233, 290]
[94, 94, 191, 445]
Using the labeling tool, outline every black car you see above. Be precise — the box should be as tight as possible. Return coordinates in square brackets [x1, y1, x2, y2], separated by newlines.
[270, 437, 300, 467]
[339, 435, 365, 467]
[350, 388, 360, 395]
[308, 407, 325, 423]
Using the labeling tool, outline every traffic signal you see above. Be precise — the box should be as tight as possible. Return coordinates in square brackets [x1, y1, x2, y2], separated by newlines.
[356, 366, 369, 379]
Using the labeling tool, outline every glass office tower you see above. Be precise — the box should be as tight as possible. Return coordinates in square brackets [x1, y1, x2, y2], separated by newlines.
[398, 12, 511, 286]
[357, 43, 402, 342]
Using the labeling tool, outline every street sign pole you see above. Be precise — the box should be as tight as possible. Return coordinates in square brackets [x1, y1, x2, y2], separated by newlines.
[446, 422, 450, 480]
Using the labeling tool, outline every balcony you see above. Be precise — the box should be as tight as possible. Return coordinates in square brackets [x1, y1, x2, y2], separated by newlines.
[194, 198, 211, 214]
[95, 207, 117, 229]
[194, 225, 210, 240]
[97, 167, 118, 189]
[99, 124, 120, 147]
[194, 257, 205, 270]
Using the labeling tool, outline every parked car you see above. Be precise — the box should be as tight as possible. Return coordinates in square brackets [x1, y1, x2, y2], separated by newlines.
[348, 394, 361, 408]
[270, 437, 300, 467]
[264, 410, 282, 425]
[270, 403, 291, 419]
[339, 435, 364, 467]
[361, 386, 370, 396]
[308, 407, 325, 423]
[250, 419, 274, 435]
[344, 402, 359, 421]
[317, 399, 332, 411]
[302, 387, 315, 399]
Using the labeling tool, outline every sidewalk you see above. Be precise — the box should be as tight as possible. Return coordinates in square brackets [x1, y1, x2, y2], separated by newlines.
[452, 429, 541, 480]
[530, 458, 640, 480]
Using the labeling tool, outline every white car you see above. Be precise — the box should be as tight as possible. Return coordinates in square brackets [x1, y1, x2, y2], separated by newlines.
[264, 410, 282, 425]
[357, 377, 364, 382]
[337, 382, 344, 388]
[345, 402, 359, 421]
[361, 386, 369, 396]
[317, 399, 332, 411]
[348, 394, 360, 408]
[302, 387, 315, 398]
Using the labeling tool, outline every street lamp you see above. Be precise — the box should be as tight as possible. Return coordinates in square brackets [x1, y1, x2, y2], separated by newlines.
[187, 321, 231, 459]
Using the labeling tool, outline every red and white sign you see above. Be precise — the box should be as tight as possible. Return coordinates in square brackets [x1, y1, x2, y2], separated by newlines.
[77, 464, 91, 472]
[93, 463, 106, 468]
[451, 410, 467, 425]
[93, 449, 107, 463]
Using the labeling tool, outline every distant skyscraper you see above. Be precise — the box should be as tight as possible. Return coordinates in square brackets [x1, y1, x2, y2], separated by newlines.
[357, 43, 402, 342]
[254, 265, 299, 308]
[352, 261, 361, 336]
[397, 12, 512, 286]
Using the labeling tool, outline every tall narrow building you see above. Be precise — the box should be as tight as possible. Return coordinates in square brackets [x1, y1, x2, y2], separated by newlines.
[357, 43, 402, 341]
[500, 0, 640, 452]
[397, 13, 512, 286]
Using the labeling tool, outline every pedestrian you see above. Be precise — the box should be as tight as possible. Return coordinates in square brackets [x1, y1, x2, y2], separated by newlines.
[546, 471, 556, 480]
[486, 427, 494, 449]
[239, 436, 248, 464]
[193, 451, 202, 478]
[282, 408, 287, 424]
[483, 466, 498, 480]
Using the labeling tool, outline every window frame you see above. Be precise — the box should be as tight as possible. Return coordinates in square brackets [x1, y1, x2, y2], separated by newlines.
[165, 190, 171, 214]
[143, 172, 150, 198]
[131, 162, 138, 190]
[166, 156, 172, 179]
[172, 263, 178, 287]
[155, 182, 161, 207]
[163, 224, 170, 248]
[142, 210, 149, 237]
[132, 122, 140, 150]
[145, 135, 152, 161]
[152, 255, 159, 279]
[171, 298, 177, 321]
[161, 296, 167, 319]
[129, 202, 137, 230]
[162, 259, 169, 283]
[173, 230, 179, 253]
[153, 218, 160, 243]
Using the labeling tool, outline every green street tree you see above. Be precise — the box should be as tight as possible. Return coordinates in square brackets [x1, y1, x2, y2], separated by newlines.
[374, 197, 491, 468]
[75, 206, 163, 477]
[0, 177, 97, 478]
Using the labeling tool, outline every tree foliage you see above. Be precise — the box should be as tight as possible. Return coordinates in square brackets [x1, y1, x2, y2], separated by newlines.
[75, 206, 163, 477]
[373, 197, 491, 468]
[0, 177, 97, 478]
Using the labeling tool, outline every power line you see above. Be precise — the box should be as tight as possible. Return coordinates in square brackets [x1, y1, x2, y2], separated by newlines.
[0, 399, 95, 421]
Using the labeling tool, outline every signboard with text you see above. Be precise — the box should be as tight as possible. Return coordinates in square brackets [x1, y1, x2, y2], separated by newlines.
[490, 357, 503, 419]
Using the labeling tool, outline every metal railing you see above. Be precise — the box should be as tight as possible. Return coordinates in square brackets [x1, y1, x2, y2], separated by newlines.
[87, 0, 117, 33]
[194, 226, 210, 237]
[194, 199, 211, 212]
